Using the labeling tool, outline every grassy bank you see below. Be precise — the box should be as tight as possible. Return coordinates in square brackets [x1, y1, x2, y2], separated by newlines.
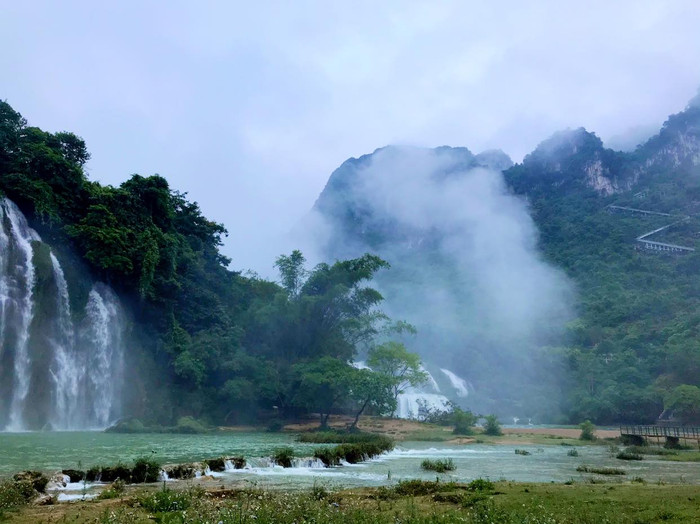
[3, 479, 700, 523]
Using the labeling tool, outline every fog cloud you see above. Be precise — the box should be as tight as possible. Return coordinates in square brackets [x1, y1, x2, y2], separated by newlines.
[297, 147, 573, 419]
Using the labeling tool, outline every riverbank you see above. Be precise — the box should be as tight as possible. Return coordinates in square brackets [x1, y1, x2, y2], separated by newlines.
[4, 479, 700, 523]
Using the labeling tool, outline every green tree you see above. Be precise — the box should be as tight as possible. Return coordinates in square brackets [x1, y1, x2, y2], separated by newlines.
[452, 408, 479, 435]
[367, 341, 428, 411]
[665, 385, 700, 424]
[579, 420, 597, 441]
[293, 357, 354, 428]
[482, 414, 503, 436]
[347, 369, 395, 429]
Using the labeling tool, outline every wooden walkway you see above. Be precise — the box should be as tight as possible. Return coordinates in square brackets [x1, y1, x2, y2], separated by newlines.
[620, 425, 700, 441]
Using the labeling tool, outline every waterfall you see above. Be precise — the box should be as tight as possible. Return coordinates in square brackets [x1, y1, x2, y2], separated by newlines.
[0, 197, 126, 431]
[1, 199, 40, 431]
[81, 284, 124, 428]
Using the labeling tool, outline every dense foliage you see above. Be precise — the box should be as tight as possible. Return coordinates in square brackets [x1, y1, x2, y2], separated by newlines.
[3, 95, 700, 426]
[504, 100, 700, 424]
[0, 101, 403, 426]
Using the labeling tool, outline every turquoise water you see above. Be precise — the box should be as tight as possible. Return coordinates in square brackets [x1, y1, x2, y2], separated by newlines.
[1, 432, 698, 491]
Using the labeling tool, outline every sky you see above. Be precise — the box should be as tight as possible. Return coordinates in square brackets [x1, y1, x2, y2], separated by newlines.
[2, 1, 700, 274]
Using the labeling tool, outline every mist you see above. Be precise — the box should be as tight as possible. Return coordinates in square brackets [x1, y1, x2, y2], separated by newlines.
[295, 146, 573, 420]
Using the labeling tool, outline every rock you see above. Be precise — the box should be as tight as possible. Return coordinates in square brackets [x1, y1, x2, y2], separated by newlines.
[62, 469, 85, 482]
[46, 472, 69, 490]
[34, 494, 54, 506]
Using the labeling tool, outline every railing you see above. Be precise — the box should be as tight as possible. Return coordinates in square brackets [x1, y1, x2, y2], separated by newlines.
[619, 425, 700, 439]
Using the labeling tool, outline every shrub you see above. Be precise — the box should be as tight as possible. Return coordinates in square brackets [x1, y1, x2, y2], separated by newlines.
[421, 458, 456, 473]
[467, 478, 494, 491]
[616, 451, 643, 460]
[100, 463, 132, 483]
[567, 448, 579, 457]
[452, 408, 478, 435]
[579, 420, 597, 441]
[0, 479, 36, 511]
[482, 415, 502, 436]
[514, 449, 531, 455]
[12, 471, 48, 493]
[138, 487, 201, 512]
[394, 480, 456, 496]
[132, 457, 161, 483]
[97, 479, 126, 500]
[273, 447, 294, 468]
[576, 465, 625, 475]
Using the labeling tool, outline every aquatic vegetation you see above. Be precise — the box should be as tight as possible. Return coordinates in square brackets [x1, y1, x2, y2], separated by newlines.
[566, 448, 579, 457]
[514, 449, 531, 455]
[421, 458, 456, 473]
[576, 465, 625, 475]
[616, 451, 643, 461]
[273, 447, 295, 468]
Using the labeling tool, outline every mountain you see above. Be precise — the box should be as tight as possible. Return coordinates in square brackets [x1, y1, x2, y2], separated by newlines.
[309, 93, 700, 423]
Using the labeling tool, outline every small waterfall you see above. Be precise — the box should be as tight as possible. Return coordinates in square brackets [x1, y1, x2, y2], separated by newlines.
[395, 392, 450, 420]
[0, 197, 126, 431]
[50, 253, 79, 429]
[81, 284, 124, 428]
[440, 368, 470, 397]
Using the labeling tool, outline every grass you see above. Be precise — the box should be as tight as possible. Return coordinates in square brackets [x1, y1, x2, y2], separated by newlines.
[421, 458, 456, 473]
[576, 465, 626, 475]
[8, 480, 700, 524]
[616, 450, 644, 461]
[658, 450, 700, 462]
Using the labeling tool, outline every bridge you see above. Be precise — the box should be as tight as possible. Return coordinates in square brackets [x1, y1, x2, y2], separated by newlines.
[619, 425, 700, 446]
[606, 205, 695, 254]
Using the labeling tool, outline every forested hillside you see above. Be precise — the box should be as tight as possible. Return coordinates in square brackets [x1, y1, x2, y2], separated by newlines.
[2, 93, 699, 427]
[0, 101, 405, 428]
[505, 96, 700, 424]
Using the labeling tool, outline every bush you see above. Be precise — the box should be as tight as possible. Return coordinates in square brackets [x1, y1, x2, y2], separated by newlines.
[467, 478, 494, 491]
[0, 479, 36, 511]
[616, 451, 643, 461]
[138, 486, 202, 512]
[394, 480, 457, 496]
[452, 408, 478, 435]
[514, 449, 531, 455]
[482, 415, 503, 436]
[421, 458, 456, 473]
[12, 471, 48, 493]
[273, 447, 294, 468]
[313, 437, 394, 467]
[576, 465, 625, 475]
[579, 420, 596, 441]
[132, 457, 161, 483]
[97, 479, 126, 500]
[99, 463, 132, 483]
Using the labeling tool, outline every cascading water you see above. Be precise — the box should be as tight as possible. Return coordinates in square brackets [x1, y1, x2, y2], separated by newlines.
[0, 197, 126, 431]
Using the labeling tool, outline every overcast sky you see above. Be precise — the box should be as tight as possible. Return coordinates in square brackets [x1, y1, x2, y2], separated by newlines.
[2, 1, 700, 273]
